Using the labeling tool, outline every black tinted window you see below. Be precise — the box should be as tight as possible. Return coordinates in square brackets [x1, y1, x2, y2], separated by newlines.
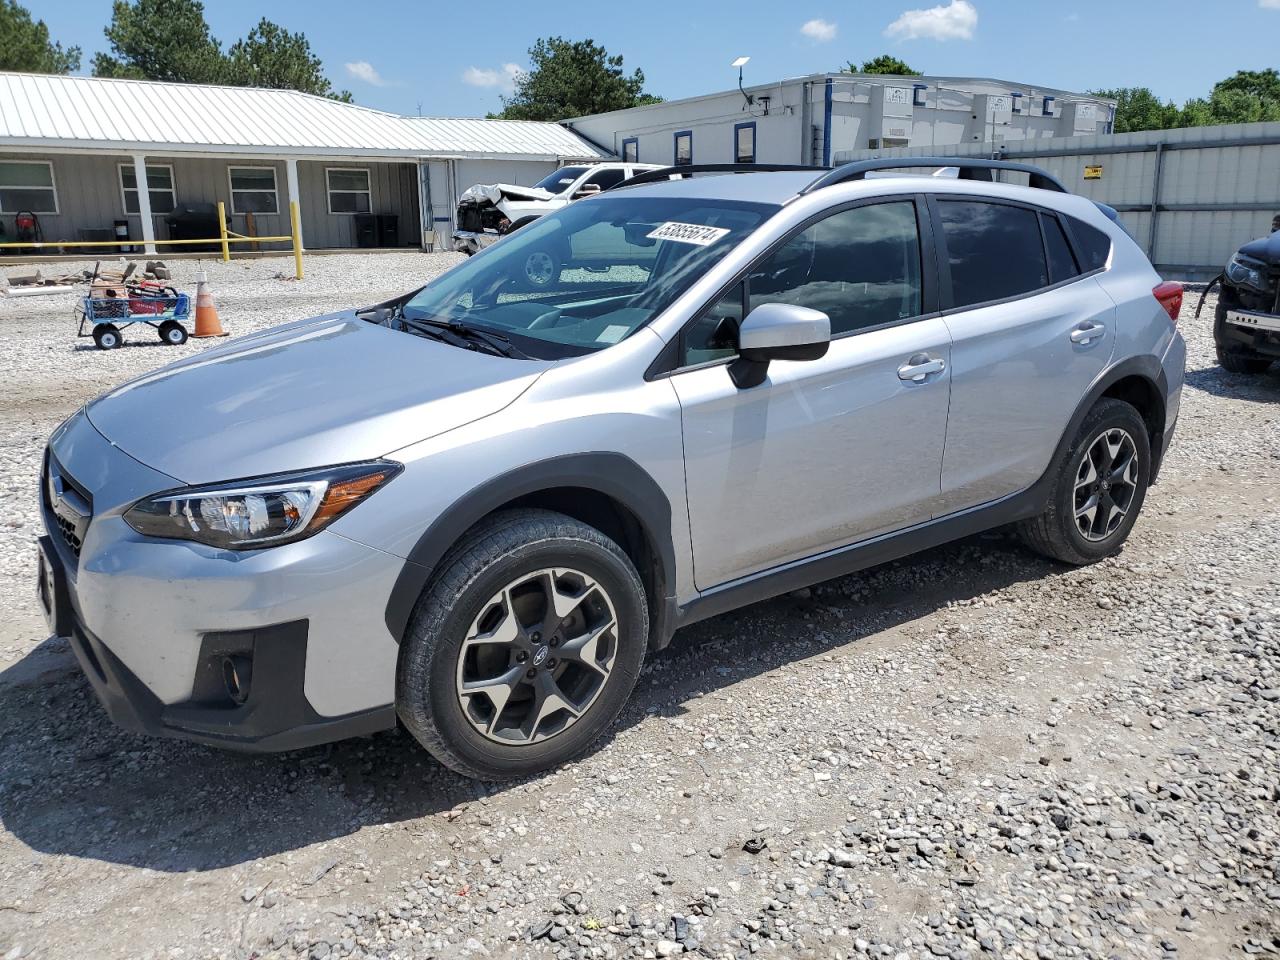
[938, 200, 1048, 308]
[1067, 216, 1112, 272]
[1042, 214, 1079, 284]
[585, 168, 627, 190]
[748, 201, 922, 336]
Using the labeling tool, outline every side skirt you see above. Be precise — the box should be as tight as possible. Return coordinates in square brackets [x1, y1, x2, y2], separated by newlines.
[671, 484, 1044, 632]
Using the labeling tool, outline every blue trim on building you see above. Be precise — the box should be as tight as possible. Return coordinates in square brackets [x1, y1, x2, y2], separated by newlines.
[912, 83, 928, 107]
[621, 137, 639, 162]
[1042, 95, 1056, 116]
[673, 129, 693, 165]
[822, 78, 833, 167]
[732, 121, 756, 163]
[1009, 92, 1023, 113]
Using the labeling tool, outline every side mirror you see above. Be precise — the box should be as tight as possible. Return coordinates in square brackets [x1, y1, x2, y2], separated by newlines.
[572, 183, 603, 200]
[729, 302, 830, 388]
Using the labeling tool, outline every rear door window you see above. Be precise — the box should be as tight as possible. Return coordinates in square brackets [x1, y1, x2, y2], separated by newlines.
[1042, 213, 1080, 284]
[937, 200, 1049, 308]
[1065, 216, 1112, 272]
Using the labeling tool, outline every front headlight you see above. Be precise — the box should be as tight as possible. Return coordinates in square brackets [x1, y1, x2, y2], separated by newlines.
[1225, 254, 1265, 289]
[124, 461, 401, 549]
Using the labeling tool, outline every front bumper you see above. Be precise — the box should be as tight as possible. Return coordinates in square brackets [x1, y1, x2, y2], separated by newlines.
[452, 230, 502, 255]
[1221, 307, 1280, 358]
[39, 410, 404, 752]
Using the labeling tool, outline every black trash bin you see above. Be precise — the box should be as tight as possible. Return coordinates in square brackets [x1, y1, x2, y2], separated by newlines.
[376, 214, 399, 247]
[353, 214, 378, 248]
[164, 204, 221, 252]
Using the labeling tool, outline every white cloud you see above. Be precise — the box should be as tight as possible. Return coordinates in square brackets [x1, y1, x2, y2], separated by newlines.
[800, 18, 838, 42]
[344, 61, 388, 86]
[885, 0, 978, 41]
[1260, 0, 1280, 9]
[462, 63, 523, 92]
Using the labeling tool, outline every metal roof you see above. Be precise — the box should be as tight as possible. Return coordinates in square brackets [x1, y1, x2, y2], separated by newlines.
[0, 71, 609, 161]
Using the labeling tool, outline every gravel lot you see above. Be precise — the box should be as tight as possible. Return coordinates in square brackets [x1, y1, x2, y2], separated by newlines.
[0, 253, 1277, 960]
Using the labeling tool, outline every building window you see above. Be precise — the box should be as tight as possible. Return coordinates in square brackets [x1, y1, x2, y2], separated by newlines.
[622, 137, 639, 163]
[118, 163, 176, 215]
[674, 130, 693, 166]
[913, 84, 928, 107]
[0, 160, 57, 213]
[228, 166, 279, 214]
[1042, 96, 1056, 117]
[326, 167, 372, 214]
[733, 122, 755, 163]
[1009, 92, 1023, 114]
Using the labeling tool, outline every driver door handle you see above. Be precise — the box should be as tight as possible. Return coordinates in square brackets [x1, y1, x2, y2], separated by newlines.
[897, 354, 946, 382]
[1070, 322, 1106, 345]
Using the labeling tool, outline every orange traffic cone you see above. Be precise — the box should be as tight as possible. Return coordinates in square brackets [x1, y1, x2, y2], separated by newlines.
[192, 271, 227, 338]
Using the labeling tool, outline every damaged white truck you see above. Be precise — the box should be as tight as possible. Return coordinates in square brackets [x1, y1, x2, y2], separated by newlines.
[453, 162, 660, 258]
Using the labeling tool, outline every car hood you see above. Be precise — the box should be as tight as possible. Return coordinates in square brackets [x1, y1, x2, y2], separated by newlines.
[459, 182, 555, 206]
[1238, 232, 1280, 265]
[86, 312, 551, 483]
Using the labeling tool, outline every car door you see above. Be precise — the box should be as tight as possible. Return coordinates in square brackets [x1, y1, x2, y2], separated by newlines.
[928, 197, 1117, 515]
[669, 198, 954, 590]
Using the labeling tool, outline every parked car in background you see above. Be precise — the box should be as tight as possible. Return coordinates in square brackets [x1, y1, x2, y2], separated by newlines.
[1212, 221, 1280, 374]
[39, 158, 1185, 780]
[453, 161, 660, 259]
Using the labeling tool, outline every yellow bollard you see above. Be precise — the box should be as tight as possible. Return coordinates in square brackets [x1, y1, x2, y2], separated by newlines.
[217, 200, 230, 263]
[290, 200, 303, 280]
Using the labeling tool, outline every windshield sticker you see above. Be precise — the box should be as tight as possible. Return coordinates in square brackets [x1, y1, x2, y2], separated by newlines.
[596, 324, 630, 344]
[646, 222, 732, 246]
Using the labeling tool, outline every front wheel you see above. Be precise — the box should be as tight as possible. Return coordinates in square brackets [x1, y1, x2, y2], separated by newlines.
[519, 248, 561, 290]
[397, 509, 648, 780]
[92, 324, 121, 350]
[1018, 398, 1151, 565]
[158, 320, 189, 345]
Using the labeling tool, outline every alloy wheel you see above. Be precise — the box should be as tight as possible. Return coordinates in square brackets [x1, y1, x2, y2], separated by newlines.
[524, 252, 555, 287]
[456, 567, 618, 744]
[1073, 427, 1139, 542]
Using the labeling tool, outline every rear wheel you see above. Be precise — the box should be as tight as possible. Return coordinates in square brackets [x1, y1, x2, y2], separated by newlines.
[1214, 301, 1272, 374]
[397, 509, 647, 780]
[158, 320, 188, 345]
[1019, 398, 1151, 565]
[92, 324, 121, 350]
[520, 248, 561, 290]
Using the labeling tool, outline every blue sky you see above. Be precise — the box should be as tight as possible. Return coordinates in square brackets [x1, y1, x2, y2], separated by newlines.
[29, 0, 1280, 117]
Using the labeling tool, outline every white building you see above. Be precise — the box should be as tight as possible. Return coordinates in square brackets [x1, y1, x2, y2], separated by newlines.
[566, 73, 1116, 169]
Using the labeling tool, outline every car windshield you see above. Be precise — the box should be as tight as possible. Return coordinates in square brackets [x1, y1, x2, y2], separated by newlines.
[402, 194, 776, 360]
[533, 166, 590, 194]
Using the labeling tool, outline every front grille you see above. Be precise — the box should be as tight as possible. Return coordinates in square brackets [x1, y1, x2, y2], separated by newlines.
[43, 453, 92, 562]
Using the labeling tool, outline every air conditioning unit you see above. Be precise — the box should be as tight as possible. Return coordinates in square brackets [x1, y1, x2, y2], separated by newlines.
[868, 137, 910, 149]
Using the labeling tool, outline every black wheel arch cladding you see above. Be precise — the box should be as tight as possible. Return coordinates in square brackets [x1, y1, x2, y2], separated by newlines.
[384, 452, 676, 649]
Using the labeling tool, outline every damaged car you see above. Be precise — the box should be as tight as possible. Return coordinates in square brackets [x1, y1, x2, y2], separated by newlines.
[454, 162, 660, 258]
[1204, 218, 1280, 374]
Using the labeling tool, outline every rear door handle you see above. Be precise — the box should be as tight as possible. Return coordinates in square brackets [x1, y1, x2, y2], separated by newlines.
[1070, 322, 1106, 345]
[897, 354, 946, 382]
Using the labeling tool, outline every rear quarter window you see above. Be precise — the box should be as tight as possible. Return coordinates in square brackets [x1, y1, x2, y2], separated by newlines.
[1066, 216, 1112, 272]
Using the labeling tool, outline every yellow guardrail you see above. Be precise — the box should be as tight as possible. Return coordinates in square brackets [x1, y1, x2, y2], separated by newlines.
[0, 200, 304, 279]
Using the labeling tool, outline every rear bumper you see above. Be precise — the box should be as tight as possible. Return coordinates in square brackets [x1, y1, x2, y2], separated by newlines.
[1154, 329, 1186, 482]
[41, 534, 396, 752]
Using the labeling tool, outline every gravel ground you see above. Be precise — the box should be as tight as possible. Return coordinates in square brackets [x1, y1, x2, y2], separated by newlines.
[0, 255, 1277, 960]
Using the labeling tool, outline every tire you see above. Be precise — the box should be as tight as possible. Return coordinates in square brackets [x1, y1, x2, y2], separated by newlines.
[519, 248, 561, 290]
[1018, 398, 1151, 566]
[397, 508, 648, 780]
[92, 324, 121, 350]
[158, 320, 188, 345]
[1214, 301, 1272, 375]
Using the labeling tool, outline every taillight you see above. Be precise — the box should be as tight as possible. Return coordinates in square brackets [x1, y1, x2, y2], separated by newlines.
[1153, 281, 1183, 325]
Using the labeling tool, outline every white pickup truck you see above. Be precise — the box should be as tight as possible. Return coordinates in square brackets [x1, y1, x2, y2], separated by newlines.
[453, 162, 661, 256]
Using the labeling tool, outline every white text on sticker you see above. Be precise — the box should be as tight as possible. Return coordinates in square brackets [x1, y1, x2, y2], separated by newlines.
[646, 222, 731, 246]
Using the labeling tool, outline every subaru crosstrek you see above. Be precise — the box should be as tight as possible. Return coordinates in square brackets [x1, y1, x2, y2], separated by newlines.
[38, 158, 1186, 780]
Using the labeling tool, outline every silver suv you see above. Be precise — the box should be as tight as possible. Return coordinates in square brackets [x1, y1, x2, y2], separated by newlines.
[38, 158, 1186, 780]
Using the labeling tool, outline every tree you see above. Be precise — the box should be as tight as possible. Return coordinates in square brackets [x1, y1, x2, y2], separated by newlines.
[226, 19, 352, 101]
[1088, 87, 1179, 133]
[92, 0, 225, 83]
[498, 37, 660, 121]
[92, 0, 350, 101]
[850, 54, 920, 77]
[0, 0, 81, 73]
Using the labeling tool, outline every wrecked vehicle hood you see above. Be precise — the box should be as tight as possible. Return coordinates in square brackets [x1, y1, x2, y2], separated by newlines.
[1238, 232, 1280, 265]
[459, 182, 556, 206]
[85, 312, 549, 483]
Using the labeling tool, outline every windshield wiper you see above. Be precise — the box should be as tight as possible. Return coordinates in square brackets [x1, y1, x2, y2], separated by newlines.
[400, 315, 530, 359]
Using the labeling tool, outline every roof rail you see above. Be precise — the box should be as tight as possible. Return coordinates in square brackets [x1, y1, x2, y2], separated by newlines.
[800, 157, 1068, 194]
[614, 163, 828, 190]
